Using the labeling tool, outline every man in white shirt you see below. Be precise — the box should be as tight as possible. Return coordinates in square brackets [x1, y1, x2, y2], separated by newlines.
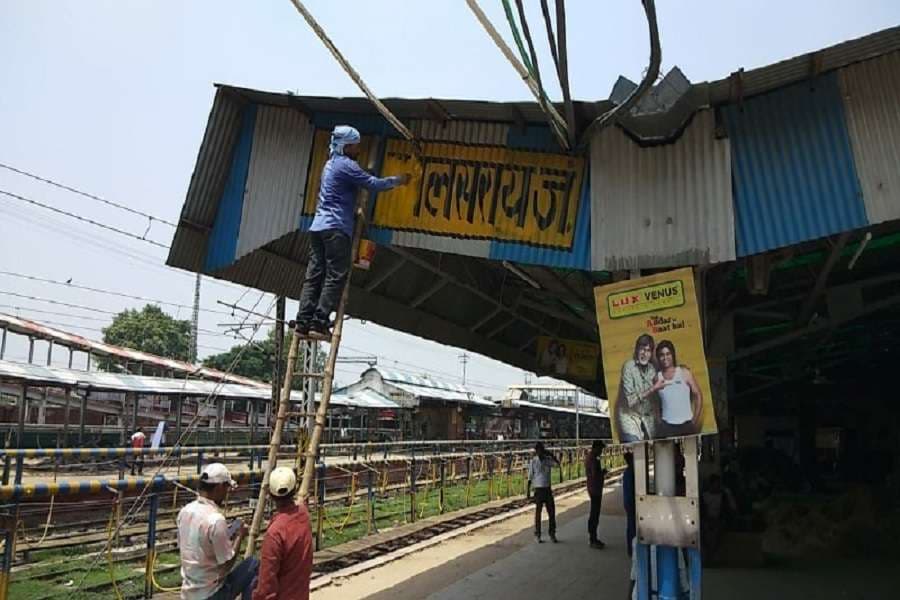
[177, 463, 258, 600]
[527, 442, 561, 543]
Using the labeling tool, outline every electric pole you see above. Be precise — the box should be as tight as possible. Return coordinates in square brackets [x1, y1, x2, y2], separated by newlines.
[190, 273, 201, 363]
[458, 353, 469, 385]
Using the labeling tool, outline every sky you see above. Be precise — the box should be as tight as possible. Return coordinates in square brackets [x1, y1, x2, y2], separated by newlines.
[1, 1, 898, 397]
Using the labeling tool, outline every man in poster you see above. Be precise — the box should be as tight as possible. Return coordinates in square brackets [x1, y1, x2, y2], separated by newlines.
[616, 334, 659, 442]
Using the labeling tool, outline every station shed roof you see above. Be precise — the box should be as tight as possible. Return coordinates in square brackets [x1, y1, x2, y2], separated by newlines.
[165, 27, 900, 398]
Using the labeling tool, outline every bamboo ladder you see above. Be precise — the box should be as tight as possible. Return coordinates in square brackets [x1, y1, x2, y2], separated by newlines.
[243, 144, 382, 556]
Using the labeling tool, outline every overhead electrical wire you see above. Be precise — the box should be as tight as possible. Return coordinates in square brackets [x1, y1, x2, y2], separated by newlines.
[0, 271, 233, 316]
[538, 0, 562, 82]
[513, 0, 557, 143]
[0, 316, 230, 354]
[0, 201, 173, 273]
[0, 303, 112, 323]
[546, 0, 577, 149]
[0, 303, 232, 340]
[0, 188, 170, 249]
[0, 162, 177, 227]
[502, 0, 571, 149]
[0, 196, 258, 303]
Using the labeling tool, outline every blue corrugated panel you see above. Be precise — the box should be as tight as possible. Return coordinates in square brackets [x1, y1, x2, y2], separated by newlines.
[204, 105, 257, 271]
[506, 124, 561, 152]
[488, 166, 591, 270]
[723, 72, 867, 257]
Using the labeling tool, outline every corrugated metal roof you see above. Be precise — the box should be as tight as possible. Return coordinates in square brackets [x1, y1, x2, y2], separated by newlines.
[205, 104, 257, 271]
[408, 119, 509, 145]
[218, 85, 584, 128]
[181, 89, 245, 227]
[369, 229, 491, 259]
[0, 360, 397, 411]
[0, 314, 263, 387]
[319, 387, 399, 409]
[723, 72, 867, 257]
[162, 27, 900, 399]
[373, 367, 494, 406]
[169, 90, 245, 273]
[708, 26, 900, 105]
[839, 50, 900, 226]
[589, 110, 734, 270]
[502, 384, 608, 415]
[507, 398, 607, 418]
[0, 360, 265, 399]
[237, 106, 315, 259]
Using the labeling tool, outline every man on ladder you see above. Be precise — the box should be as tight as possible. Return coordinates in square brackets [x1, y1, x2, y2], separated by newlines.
[244, 123, 413, 559]
[293, 125, 410, 340]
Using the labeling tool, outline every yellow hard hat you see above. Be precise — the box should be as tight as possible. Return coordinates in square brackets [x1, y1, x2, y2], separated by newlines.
[268, 466, 297, 497]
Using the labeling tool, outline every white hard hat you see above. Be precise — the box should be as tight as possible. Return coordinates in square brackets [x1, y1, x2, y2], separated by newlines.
[269, 466, 297, 498]
[201, 463, 237, 488]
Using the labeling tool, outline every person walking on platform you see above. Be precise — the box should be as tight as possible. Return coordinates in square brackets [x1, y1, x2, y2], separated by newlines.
[585, 440, 607, 549]
[528, 442, 560, 543]
[177, 463, 258, 600]
[253, 467, 313, 600]
[294, 125, 410, 340]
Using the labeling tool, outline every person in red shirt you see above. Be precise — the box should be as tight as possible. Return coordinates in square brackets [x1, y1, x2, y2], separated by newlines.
[253, 466, 313, 600]
[585, 439, 607, 549]
[130, 427, 146, 476]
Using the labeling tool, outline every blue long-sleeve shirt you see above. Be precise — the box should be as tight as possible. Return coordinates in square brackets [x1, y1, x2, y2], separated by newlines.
[310, 154, 401, 238]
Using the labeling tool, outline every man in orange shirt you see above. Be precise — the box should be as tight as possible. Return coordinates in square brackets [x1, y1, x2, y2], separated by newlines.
[253, 467, 313, 600]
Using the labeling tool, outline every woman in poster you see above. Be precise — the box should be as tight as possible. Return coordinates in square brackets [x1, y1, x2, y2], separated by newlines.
[649, 340, 703, 438]
[615, 334, 658, 442]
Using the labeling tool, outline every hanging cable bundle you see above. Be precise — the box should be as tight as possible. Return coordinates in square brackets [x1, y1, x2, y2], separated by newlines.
[577, 0, 661, 147]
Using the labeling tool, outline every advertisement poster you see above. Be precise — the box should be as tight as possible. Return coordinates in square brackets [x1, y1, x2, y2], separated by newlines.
[536, 336, 599, 380]
[594, 268, 717, 443]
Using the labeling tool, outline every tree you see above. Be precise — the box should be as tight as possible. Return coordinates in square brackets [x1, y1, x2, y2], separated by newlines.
[203, 329, 282, 383]
[103, 304, 192, 361]
[202, 329, 324, 387]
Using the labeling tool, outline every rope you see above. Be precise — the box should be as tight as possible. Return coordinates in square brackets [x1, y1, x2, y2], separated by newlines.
[323, 472, 358, 534]
[105, 509, 124, 600]
[72, 295, 277, 593]
[417, 461, 436, 519]
[27, 461, 57, 546]
[464, 0, 566, 134]
[503, 0, 570, 149]
[577, 0, 661, 148]
[285, 0, 423, 159]
[150, 550, 180, 593]
[379, 467, 389, 495]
